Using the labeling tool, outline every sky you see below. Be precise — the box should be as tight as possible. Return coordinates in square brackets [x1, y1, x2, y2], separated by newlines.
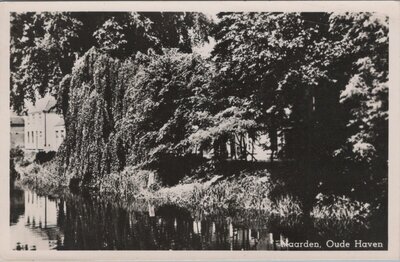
[193, 36, 216, 58]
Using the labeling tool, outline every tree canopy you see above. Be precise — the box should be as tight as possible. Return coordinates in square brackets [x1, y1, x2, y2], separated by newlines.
[10, 12, 388, 198]
[10, 12, 212, 114]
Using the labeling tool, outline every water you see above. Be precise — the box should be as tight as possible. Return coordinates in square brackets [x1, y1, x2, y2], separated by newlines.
[10, 186, 291, 250]
[10, 185, 386, 251]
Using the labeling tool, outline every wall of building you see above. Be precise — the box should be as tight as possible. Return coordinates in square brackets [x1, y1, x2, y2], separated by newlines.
[25, 112, 65, 152]
[10, 125, 25, 149]
[24, 112, 45, 150]
[54, 125, 66, 150]
[44, 113, 64, 152]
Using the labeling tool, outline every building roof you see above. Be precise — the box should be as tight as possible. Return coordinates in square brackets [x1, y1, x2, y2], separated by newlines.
[10, 116, 25, 126]
[27, 95, 57, 113]
[55, 118, 65, 127]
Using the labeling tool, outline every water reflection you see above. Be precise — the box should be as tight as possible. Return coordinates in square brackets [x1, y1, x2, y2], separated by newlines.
[10, 186, 291, 250]
[10, 185, 384, 250]
[10, 188, 64, 250]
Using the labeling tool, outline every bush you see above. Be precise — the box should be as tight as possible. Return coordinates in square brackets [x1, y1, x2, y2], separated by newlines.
[17, 160, 69, 196]
[98, 166, 159, 198]
[19, 158, 32, 167]
[10, 159, 19, 187]
[270, 195, 303, 228]
[35, 151, 56, 164]
[311, 193, 371, 239]
[10, 148, 24, 187]
[177, 170, 274, 212]
[149, 154, 206, 186]
[272, 195, 303, 218]
[10, 147, 24, 159]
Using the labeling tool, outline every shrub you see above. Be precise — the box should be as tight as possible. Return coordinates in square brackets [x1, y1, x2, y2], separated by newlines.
[17, 161, 68, 196]
[35, 151, 56, 164]
[18, 158, 32, 167]
[311, 193, 371, 239]
[271, 195, 303, 228]
[10, 159, 19, 187]
[10, 147, 24, 159]
[149, 154, 206, 186]
[98, 166, 159, 198]
[179, 170, 274, 212]
[10, 148, 24, 187]
[272, 195, 303, 217]
[190, 160, 220, 180]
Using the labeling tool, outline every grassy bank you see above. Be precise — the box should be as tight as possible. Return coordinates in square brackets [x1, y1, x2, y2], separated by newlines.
[14, 157, 373, 238]
[14, 158, 70, 197]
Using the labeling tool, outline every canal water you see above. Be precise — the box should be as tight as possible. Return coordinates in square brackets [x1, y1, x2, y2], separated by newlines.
[10, 186, 292, 250]
[10, 185, 386, 251]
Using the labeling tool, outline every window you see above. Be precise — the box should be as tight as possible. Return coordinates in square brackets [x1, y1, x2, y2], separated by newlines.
[40, 131, 42, 137]
[31, 131, 34, 143]
[32, 114, 35, 120]
[27, 132, 30, 143]
[39, 113, 42, 119]
[55, 130, 59, 139]
[61, 130, 65, 139]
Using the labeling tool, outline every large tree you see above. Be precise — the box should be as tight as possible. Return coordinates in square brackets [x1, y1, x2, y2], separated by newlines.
[210, 12, 388, 209]
[59, 48, 213, 187]
[329, 13, 388, 199]
[10, 12, 212, 115]
[210, 12, 336, 161]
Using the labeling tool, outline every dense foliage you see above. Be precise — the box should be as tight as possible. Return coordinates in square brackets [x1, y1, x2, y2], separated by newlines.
[57, 48, 213, 186]
[10, 12, 211, 115]
[11, 12, 388, 209]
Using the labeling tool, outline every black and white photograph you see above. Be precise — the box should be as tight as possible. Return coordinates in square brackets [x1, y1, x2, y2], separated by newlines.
[2, 1, 400, 260]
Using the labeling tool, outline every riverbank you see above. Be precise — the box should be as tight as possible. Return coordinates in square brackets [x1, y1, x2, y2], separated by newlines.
[9, 185, 382, 251]
[13, 156, 374, 240]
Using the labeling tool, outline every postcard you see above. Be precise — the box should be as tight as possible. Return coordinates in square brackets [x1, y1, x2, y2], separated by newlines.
[1, 1, 399, 261]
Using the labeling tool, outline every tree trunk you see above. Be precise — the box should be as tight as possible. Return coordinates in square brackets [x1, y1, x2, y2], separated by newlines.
[269, 127, 277, 162]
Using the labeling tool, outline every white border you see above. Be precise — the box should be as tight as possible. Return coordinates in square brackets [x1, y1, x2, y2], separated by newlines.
[0, 1, 399, 261]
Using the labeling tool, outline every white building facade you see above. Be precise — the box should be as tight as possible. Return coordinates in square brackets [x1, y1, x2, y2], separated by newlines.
[24, 96, 66, 152]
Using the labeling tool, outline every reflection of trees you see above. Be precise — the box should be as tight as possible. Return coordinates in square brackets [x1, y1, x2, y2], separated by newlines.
[11, 187, 382, 250]
[58, 197, 270, 250]
[11, 188, 293, 250]
[55, 192, 379, 250]
[10, 188, 25, 224]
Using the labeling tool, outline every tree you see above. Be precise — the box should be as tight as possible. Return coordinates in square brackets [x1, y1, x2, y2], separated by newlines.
[10, 12, 212, 115]
[10, 12, 82, 112]
[120, 49, 213, 183]
[59, 47, 214, 186]
[211, 12, 334, 162]
[210, 12, 388, 210]
[330, 13, 388, 197]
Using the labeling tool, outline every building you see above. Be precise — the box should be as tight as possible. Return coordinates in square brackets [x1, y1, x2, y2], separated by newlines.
[24, 96, 65, 152]
[10, 116, 25, 149]
[54, 119, 66, 150]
